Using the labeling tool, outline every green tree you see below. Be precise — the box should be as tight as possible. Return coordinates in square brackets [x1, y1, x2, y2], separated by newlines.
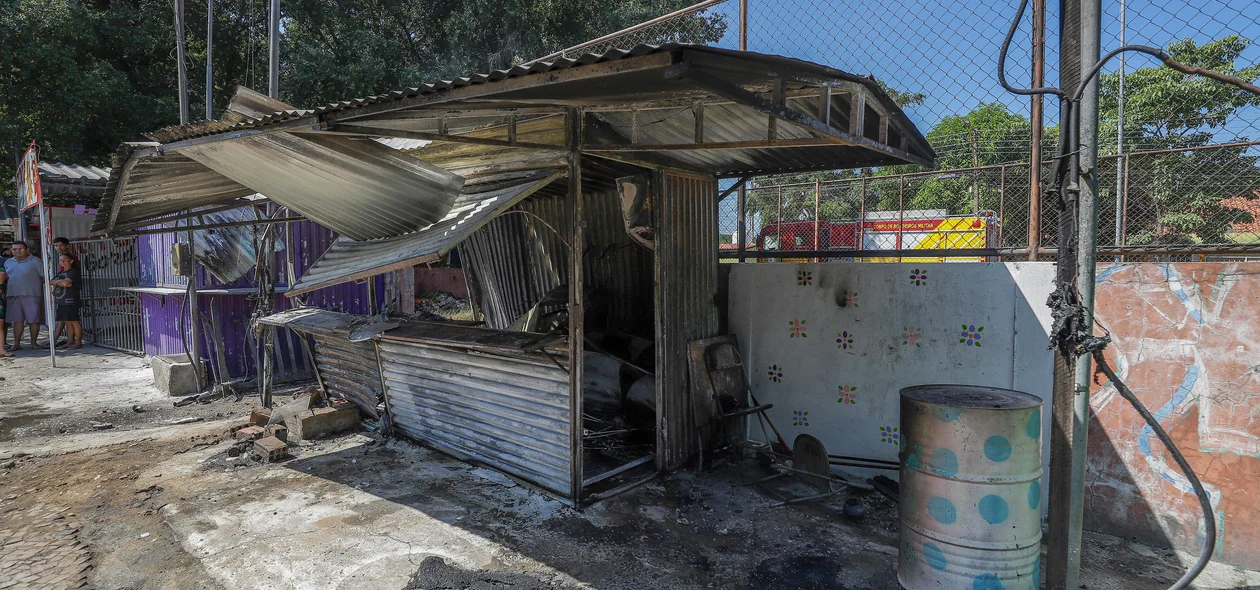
[1, 0, 724, 196]
[280, 0, 726, 108]
[1098, 36, 1260, 245]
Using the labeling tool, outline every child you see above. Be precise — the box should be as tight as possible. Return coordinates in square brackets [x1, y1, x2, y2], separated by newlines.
[49, 254, 83, 350]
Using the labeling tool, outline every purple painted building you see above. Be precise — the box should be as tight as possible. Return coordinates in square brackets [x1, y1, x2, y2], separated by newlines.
[135, 219, 384, 380]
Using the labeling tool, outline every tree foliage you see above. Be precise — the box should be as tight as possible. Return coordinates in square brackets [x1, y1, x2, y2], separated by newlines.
[1, 0, 723, 195]
[1098, 36, 1260, 245]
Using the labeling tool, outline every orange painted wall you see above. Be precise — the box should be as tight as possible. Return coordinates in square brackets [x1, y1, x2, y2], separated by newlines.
[1085, 263, 1260, 569]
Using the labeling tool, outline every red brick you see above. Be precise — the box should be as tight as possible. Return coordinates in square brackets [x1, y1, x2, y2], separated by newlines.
[253, 436, 288, 462]
[249, 408, 273, 426]
[234, 425, 265, 441]
[265, 424, 288, 443]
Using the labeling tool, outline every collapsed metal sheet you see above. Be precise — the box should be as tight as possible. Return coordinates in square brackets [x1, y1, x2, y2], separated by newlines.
[179, 132, 465, 241]
[257, 307, 384, 418]
[192, 207, 259, 283]
[287, 170, 562, 296]
[377, 337, 573, 497]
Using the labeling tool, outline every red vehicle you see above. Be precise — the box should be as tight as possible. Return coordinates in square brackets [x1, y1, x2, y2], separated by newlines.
[754, 210, 1002, 262]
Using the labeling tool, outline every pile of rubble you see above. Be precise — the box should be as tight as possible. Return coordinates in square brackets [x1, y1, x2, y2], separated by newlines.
[416, 291, 473, 320]
[213, 388, 362, 469]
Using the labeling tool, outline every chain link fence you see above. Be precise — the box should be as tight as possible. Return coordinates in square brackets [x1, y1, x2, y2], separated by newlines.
[530, 0, 1260, 260]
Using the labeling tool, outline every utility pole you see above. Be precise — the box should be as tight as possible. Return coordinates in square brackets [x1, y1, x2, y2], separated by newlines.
[174, 0, 189, 124]
[1114, 0, 1126, 249]
[268, 0, 279, 98]
[1028, 0, 1045, 260]
[206, 0, 213, 120]
[1046, 0, 1101, 586]
[967, 120, 980, 214]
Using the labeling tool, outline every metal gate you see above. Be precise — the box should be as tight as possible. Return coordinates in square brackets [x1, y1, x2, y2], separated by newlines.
[72, 237, 143, 354]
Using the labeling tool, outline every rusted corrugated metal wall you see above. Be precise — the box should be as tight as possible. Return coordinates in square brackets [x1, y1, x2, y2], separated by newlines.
[460, 189, 653, 335]
[377, 339, 572, 496]
[654, 171, 719, 471]
[311, 336, 383, 418]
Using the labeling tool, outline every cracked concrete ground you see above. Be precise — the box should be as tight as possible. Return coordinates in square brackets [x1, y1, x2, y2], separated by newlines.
[3, 348, 1260, 589]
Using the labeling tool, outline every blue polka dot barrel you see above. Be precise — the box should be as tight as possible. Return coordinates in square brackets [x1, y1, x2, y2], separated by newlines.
[898, 385, 1043, 590]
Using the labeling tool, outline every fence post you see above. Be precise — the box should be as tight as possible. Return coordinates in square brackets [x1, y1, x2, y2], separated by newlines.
[1120, 154, 1129, 261]
[814, 180, 821, 260]
[858, 174, 867, 255]
[897, 176, 905, 263]
[739, 0, 748, 51]
[776, 185, 782, 259]
[999, 164, 1007, 248]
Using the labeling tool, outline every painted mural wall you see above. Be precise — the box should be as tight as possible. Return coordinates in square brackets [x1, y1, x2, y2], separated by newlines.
[727, 262, 1057, 481]
[728, 261, 1260, 569]
[1085, 262, 1260, 569]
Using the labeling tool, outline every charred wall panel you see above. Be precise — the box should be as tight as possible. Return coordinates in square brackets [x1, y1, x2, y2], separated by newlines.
[654, 172, 719, 471]
[378, 339, 572, 496]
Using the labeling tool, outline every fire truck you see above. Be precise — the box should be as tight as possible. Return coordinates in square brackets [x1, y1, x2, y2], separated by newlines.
[754, 210, 1001, 263]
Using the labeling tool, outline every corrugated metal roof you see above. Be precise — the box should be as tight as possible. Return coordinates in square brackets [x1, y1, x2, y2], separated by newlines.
[178, 132, 465, 240]
[288, 170, 563, 295]
[38, 162, 111, 183]
[141, 44, 931, 159]
[98, 44, 933, 235]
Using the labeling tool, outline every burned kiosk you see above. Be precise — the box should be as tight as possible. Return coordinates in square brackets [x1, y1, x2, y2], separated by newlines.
[98, 45, 933, 504]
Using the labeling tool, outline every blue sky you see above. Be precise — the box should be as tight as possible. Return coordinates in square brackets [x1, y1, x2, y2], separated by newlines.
[704, 0, 1260, 235]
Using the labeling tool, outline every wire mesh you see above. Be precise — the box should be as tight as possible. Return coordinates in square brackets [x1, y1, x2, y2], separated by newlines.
[535, 0, 1260, 258]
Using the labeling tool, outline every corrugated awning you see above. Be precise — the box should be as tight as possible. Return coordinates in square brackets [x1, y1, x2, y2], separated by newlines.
[288, 170, 564, 296]
[96, 44, 934, 237]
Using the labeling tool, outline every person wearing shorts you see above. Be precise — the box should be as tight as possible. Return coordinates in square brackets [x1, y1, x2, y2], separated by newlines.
[0, 267, 10, 357]
[3, 240, 43, 350]
[50, 254, 83, 349]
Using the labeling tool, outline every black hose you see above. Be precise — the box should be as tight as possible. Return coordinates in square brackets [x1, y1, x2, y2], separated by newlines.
[1092, 350, 1215, 590]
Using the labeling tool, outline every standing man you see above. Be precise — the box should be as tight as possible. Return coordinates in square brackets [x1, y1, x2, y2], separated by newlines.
[4, 241, 44, 350]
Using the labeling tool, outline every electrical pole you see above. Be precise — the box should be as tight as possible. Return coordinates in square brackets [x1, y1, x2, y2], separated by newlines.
[174, 0, 189, 124]
[206, 0, 213, 120]
[268, 0, 279, 98]
[1046, 0, 1101, 586]
[1028, 0, 1045, 260]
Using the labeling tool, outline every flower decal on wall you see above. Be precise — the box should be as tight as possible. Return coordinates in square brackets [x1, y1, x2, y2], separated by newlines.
[789, 319, 808, 338]
[902, 325, 923, 347]
[797, 270, 813, 286]
[793, 410, 810, 427]
[961, 324, 984, 347]
[880, 426, 900, 444]
[767, 364, 784, 382]
[910, 268, 928, 286]
[842, 290, 860, 308]
[837, 385, 857, 405]
[836, 331, 855, 351]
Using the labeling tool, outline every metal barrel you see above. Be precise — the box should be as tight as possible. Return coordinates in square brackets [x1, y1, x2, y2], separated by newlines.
[898, 384, 1043, 590]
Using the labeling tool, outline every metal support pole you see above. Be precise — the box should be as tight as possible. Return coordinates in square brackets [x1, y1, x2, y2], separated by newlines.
[813, 180, 821, 259]
[1028, 0, 1046, 260]
[1114, 0, 1126, 252]
[858, 174, 867, 253]
[567, 107, 586, 504]
[1120, 155, 1130, 258]
[186, 227, 203, 389]
[775, 186, 782, 260]
[1047, 0, 1099, 585]
[267, 0, 279, 98]
[897, 176, 905, 262]
[174, 0, 189, 125]
[1070, 0, 1102, 574]
[205, 0, 213, 120]
[999, 165, 1007, 247]
[736, 184, 747, 262]
[739, 0, 747, 51]
[37, 203, 56, 367]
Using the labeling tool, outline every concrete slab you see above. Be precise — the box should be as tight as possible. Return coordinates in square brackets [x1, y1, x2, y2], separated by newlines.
[151, 354, 206, 396]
